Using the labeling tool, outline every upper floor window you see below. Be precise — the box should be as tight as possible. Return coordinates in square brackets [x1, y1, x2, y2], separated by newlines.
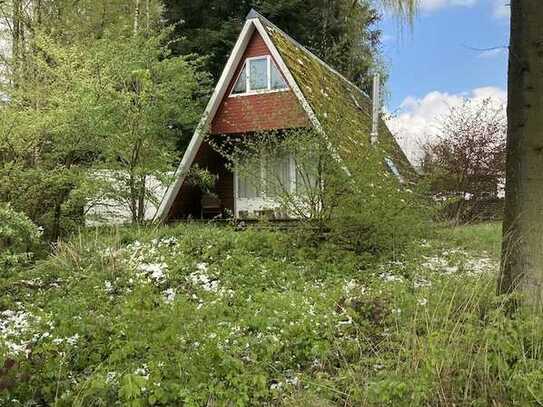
[231, 56, 288, 96]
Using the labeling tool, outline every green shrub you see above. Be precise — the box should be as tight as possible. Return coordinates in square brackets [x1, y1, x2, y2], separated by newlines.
[211, 129, 431, 257]
[0, 204, 42, 273]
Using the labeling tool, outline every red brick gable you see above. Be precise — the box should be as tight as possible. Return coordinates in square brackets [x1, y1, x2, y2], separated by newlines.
[211, 31, 309, 135]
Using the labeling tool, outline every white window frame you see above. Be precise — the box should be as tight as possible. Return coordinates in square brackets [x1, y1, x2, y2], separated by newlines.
[230, 55, 289, 98]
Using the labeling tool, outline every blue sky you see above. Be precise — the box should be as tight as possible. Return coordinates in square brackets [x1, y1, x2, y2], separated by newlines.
[380, 0, 510, 163]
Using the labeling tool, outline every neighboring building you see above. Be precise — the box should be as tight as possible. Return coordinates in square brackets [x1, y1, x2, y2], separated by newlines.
[85, 172, 168, 226]
[156, 10, 412, 222]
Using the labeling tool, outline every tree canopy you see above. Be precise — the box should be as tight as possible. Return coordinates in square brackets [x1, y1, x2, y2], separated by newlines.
[163, 0, 384, 92]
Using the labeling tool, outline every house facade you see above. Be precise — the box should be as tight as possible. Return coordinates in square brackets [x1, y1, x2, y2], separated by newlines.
[155, 10, 412, 222]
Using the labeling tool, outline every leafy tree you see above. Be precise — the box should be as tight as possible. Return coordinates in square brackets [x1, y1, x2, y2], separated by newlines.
[0, 203, 42, 273]
[83, 32, 206, 223]
[422, 98, 506, 223]
[163, 0, 384, 92]
[0, 1, 208, 234]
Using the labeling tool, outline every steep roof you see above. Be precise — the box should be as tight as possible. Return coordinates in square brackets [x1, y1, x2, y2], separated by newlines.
[254, 11, 414, 178]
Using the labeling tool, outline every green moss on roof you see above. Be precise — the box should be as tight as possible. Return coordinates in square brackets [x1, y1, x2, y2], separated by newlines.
[262, 21, 415, 180]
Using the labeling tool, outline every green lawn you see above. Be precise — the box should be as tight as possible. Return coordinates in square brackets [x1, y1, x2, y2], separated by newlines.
[2, 222, 542, 406]
[437, 222, 502, 259]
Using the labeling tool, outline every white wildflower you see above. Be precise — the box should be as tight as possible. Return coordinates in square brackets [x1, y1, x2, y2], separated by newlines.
[104, 280, 114, 293]
[105, 371, 118, 384]
[138, 263, 168, 283]
[66, 334, 79, 345]
[270, 382, 283, 390]
[189, 263, 219, 292]
[163, 288, 176, 304]
[0, 310, 40, 356]
[380, 272, 403, 283]
[134, 365, 149, 380]
[414, 277, 432, 289]
[196, 262, 208, 272]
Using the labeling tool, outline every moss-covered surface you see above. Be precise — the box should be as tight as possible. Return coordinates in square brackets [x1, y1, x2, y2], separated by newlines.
[262, 20, 415, 180]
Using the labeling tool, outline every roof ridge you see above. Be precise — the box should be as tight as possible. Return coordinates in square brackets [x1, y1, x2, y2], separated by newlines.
[246, 8, 371, 100]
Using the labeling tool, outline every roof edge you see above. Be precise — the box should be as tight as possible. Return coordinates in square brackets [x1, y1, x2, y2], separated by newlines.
[250, 10, 371, 100]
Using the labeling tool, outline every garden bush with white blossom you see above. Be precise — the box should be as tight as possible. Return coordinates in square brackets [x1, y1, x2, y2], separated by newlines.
[2, 222, 543, 405]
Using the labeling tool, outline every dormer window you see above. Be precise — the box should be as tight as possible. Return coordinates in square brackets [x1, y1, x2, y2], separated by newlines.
[231, 56, 288, 96]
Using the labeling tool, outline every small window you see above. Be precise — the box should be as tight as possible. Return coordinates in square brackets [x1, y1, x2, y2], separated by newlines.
[238, 173, 260, 198]
[296, 160, 319, 194]
[232, 65, 247, 94]
[271, 63, 287, 90]
[265, 154, 290, 196]
[249, 58, 268, 90]
[231, 56, 288, 96]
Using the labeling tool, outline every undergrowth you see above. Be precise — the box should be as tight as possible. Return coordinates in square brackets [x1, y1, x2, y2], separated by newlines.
[1, 222, 541, 406]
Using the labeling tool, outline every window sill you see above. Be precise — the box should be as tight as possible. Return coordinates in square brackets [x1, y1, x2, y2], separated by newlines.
[229, 88, 289, 98]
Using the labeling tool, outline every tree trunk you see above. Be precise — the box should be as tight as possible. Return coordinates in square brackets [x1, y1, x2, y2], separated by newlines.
[145, 0, 150, 31]
[134, 0, 140, 35]
[499, 0, 543, 304]
[129, 172, 138, 224]
[137, 174, 146, 223]
[12, 0, 22, 85]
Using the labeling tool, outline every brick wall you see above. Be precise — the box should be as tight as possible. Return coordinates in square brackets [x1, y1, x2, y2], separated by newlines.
[211, 31, 309, 135]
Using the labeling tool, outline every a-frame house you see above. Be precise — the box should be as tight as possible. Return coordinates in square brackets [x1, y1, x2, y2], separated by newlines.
[155, 10, 412, 222]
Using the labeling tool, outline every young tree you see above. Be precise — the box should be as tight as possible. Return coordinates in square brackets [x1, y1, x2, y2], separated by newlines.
[498, 1, 543, 301]
[422, 98, 506, 223]
[85, 33, 205, 223]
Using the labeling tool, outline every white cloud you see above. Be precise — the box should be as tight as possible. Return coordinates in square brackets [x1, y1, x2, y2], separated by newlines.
[386, 87, 506, 165]
[478, 47, 507, 59]
[415, 0, 510, 18]
[419, 0, 477, 11]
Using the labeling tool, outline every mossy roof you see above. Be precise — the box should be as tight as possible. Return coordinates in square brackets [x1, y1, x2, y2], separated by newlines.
[256, 14, 415, 180]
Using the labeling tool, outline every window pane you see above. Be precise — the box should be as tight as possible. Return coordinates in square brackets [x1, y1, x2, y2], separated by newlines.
[296, 159, 318, 194]
[249, 58, 268, 90]
[385, 157, 401, 178]
[266, 154, 290, 196]
[232, 65, 247, 94]
[271, 62, 287, 90]
[238, 172, 259, 198]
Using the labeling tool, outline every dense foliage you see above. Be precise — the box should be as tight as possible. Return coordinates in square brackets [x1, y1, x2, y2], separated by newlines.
[0, 205, 42, 274]
[0, 1, 208, 236]
[211, 128, 428, 255]
[2, 223, 543, 405]
[163, 0, 384, 92]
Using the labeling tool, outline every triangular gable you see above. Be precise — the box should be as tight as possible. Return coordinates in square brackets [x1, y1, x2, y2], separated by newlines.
[155, 15, 313, 221]
[211, 30, 308, 134]
[259, 16, 415, 179]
